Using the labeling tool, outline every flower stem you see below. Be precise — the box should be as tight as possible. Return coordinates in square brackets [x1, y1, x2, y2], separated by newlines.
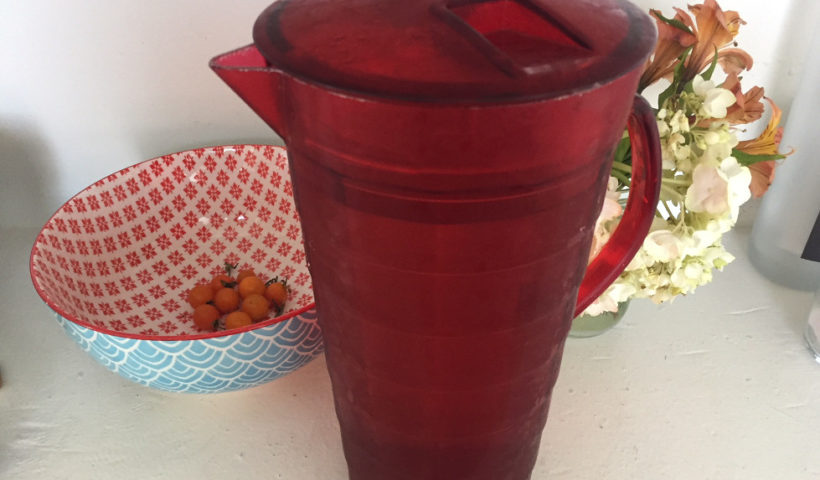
[611, 170, 631, 187]
[612, 161, 632, 173]
[660, 184, 684, 203]
[677, 210, 688, 228]
[662, 177, 691, 187]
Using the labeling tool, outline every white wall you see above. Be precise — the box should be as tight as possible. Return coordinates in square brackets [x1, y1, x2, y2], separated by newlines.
[0, 0, 277, 229]
[1, 0, 817, 229]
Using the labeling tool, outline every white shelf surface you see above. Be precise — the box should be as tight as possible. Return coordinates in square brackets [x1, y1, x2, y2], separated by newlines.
[1, 226, 818, 479]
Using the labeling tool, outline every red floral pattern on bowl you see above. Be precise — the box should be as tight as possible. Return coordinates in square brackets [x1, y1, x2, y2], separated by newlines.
[29, 145, 322, 392]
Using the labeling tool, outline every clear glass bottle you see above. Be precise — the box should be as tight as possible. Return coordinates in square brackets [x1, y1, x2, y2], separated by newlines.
[749, 30, 820, 291]
[806, 288, 820, 362]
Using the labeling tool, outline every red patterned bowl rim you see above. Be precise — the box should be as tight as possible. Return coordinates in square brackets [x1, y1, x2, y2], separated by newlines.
[29, 144, 317, 342]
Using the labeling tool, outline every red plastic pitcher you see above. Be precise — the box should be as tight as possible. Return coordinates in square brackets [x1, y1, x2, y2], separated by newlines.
[211, 0, 660, 478]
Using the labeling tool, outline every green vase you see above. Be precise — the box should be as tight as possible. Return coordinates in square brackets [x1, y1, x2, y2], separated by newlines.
[569, 300, 630, 338]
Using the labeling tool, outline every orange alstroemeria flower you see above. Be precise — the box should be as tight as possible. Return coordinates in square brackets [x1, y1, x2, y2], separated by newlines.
[721, 72, 765, 125]
[639, 1, 753, 92]
[639, 8, 697, 92]
[680, 0, 749, 86]
[718, 48, 754, 76]
[748, 162, 776, 199]
[736, 98, 792, 197]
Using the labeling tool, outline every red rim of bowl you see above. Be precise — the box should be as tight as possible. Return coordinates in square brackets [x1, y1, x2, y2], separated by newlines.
[29, 144, 317, 342]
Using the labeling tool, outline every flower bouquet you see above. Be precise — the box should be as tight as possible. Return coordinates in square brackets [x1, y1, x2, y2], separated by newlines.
[582, 0, 790, 318]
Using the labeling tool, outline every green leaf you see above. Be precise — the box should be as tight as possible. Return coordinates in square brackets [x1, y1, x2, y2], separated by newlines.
[658, 81, 678, 109]
[658, 46, 694, 103]
[675, 47, 692, 78]
[702, 46, 719, 81]
[613, 136, 632, 165]
[732, 149, 786, 166]
[651, 10, 694, 34]
[610, 169, 632, 189]
[680, 56, 696, 93]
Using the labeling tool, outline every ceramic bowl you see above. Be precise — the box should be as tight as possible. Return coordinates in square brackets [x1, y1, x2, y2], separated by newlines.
[30, 145, 323, 393]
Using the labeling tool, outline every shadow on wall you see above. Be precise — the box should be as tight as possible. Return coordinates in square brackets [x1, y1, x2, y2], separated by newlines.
[0, 121, 56, 229]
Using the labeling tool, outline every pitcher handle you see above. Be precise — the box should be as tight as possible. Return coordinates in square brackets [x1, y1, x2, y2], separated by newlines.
[573, 94, 662, 317]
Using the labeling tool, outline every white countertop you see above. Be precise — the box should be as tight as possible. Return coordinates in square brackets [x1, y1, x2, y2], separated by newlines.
[2, 225, 818, 480]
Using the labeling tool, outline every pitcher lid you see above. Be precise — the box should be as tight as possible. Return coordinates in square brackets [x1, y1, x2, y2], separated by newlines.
[252, 0, 656, 102]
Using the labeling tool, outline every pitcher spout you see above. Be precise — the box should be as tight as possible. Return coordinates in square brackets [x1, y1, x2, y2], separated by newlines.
[210, 45, 289, 141]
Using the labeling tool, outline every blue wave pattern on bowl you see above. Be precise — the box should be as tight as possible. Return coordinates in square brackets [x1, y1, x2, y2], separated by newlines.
[56, 311, 324, 393]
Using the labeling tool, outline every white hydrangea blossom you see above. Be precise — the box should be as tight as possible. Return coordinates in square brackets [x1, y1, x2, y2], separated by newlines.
[693, 123, 738, 164]
[581, 75, 752, 316]
[657, 108, 693, 170]
[588, 177, 624, 262]
[720, 156, 753, 221]
[693, 76, 737, 119]
[584, 282, 637, 317]
[685, 157, 751, 221]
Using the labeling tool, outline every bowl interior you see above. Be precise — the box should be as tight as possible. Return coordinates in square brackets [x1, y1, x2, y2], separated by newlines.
[31, 145, 314, 338]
